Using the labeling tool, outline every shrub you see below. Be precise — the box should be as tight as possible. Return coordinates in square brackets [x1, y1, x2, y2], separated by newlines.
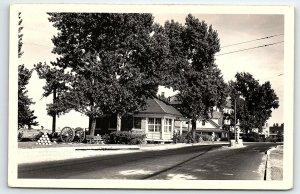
[18, 131, 23, 141]
[101, 134, 110, 144]
[220, 137, 229, 141]
[49, 132, 60, 142]
[172, 132, 186, 143]
[265, 136, 277, 142]
[195, 133, 202, 142]
[18, 131, 43, 142]
[242, 132, 260, 142]
[247, 136, 258, 142]
[200, 134, 211, 141]
[185, 132, 196, 143]
[106, 131, 146, 145]
[173, 132, 204, 143]
[129, 134, 145, 144]
[172, 132, 223, 144]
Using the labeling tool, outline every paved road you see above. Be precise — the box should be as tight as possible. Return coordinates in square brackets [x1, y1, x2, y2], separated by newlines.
[18, 143, 279, 180]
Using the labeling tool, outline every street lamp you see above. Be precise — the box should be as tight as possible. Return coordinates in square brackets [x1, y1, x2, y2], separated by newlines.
[234, 92, 242, 144]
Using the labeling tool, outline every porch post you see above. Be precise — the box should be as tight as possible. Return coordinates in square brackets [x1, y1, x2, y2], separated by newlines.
[179, 121, 183, 135]
[116, 113, 121, 131]
[161, 117, 165, 140]
[145, 117, 148, 133]
[171, 119, 174, 138]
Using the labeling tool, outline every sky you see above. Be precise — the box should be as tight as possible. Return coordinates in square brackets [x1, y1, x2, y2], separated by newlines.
[19, 12, 284, 129]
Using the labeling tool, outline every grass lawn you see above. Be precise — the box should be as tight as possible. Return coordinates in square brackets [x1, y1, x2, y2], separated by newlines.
[18, 141, 106, 149]
[18, 141, 178, 149]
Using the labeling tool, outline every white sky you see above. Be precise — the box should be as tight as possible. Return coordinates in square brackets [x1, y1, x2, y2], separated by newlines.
[20, 12, 284, 129]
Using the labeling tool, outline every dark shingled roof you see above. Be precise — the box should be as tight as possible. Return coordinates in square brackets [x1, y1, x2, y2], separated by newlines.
[137, 98, 183, 117]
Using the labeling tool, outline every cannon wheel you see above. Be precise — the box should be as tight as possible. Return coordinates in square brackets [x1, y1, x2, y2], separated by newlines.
[74, 127, 85, 143]
[60, 127, 75, 143]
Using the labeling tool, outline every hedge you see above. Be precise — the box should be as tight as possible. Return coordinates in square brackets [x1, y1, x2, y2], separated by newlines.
[103, 131, 146, 145]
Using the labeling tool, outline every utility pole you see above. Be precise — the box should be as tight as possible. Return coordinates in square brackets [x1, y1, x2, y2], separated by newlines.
[234, 97, 237, 143]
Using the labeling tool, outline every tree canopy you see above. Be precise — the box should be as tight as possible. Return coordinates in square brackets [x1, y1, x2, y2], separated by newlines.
[18, 12, 38, 129]
[163, 14, 228, 139]
[48, 13, 169, 134]
[34, 62, 73, 132]
[229, 72, 279, 132]
[18, 65, 39, 128]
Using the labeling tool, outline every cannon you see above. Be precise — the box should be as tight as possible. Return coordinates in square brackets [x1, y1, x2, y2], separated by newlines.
[59, 127, 85, 143]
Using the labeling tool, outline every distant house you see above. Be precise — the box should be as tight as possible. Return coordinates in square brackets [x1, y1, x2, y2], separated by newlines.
[174, 111, 228, 139]
[94, 98, 186, 143]
[169, 95, 229, 139]
[253, 122, 269, 138]
[269, 123, 284, 142]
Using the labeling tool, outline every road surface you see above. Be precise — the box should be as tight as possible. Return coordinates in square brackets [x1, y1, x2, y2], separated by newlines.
[18, 142, 279, 180]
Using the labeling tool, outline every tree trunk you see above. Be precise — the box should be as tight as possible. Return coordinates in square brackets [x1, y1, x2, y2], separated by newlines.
[116, 113, 121, 131]
[52, 88, 57, 133]
[88, 116, 92, 131]
[90, 117, 96, 136]
[89, 99, 96, 135]
[52, 115, 56, 133]
[191, 119, 197, 140]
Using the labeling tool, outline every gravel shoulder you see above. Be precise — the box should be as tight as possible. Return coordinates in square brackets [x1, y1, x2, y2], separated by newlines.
[266, 145, 283, 181]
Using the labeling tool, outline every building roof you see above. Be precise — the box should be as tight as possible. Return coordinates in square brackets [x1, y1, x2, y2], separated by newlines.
[136, 98, 183, 118]
[207, 119, 220, 128]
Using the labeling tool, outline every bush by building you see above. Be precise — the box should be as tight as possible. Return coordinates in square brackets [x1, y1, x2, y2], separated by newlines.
[242, 132, 260, 142]
[103, 131, 146, 145]
[172, 132, 216, 143]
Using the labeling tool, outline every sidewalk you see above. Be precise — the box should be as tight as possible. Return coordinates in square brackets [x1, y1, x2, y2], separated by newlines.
[18, 142, 229, 164]
[266, 145, 283, 181]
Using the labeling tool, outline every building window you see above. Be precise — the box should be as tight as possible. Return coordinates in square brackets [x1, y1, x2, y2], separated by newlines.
[133, 117, 142, 129]
[202, 120, 205, 126]
[148, 118, 161, 132]
[164, 118, 172, 132]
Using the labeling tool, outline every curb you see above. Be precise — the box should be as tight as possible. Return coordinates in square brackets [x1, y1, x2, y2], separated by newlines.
[264, 146, 278, 181]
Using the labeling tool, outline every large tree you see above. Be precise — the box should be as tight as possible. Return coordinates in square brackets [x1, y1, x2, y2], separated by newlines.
[34, 62, 72, 133]
[229, 72, 279, 133]
[48, 13, 169, 135]
[18, 12, 38, 129]
[163, 15, 228, 140]
[18, 65, 39, 129]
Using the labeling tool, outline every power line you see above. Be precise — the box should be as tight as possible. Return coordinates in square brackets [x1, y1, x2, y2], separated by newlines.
[260, 73, 283, 81]
[221, 34, 283, 48]
[216, 41, 284, 56]
[23, 41, 53, 48]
